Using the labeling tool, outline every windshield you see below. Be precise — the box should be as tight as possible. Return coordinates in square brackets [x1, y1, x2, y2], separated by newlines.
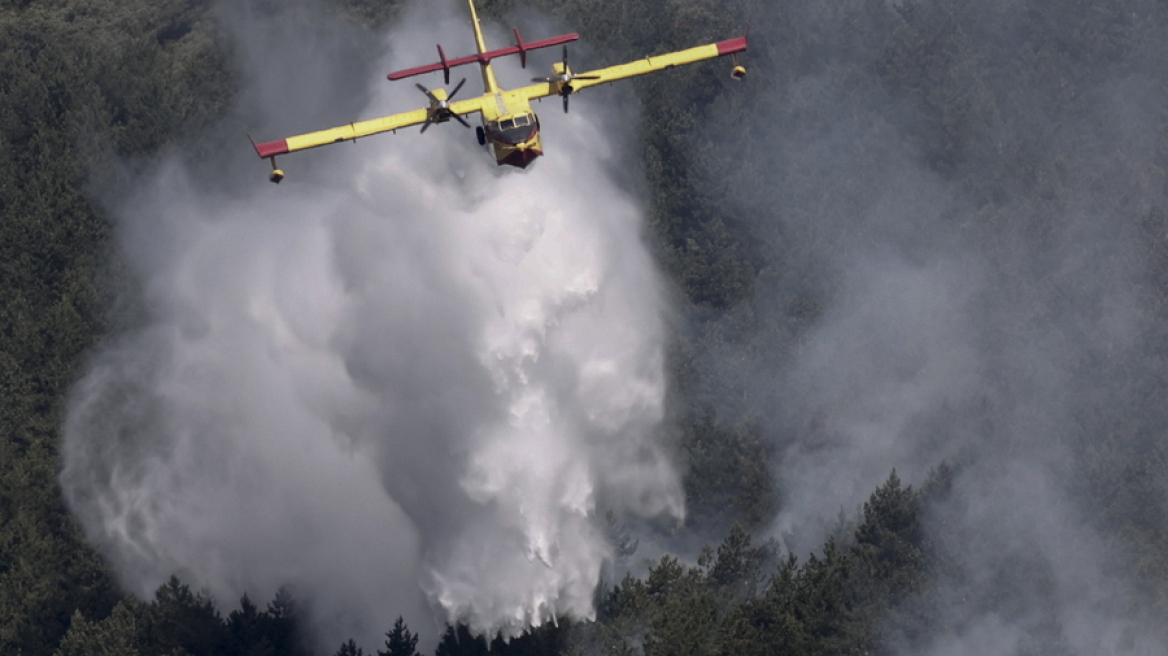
[487, 114, 539, 145]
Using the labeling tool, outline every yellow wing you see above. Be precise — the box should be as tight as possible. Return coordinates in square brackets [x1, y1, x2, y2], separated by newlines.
[254, 95, 491, 159]
[516, 36, 748, 102]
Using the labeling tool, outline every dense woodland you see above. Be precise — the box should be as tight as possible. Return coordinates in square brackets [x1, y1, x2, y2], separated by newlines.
[4, 0, 1168, 654]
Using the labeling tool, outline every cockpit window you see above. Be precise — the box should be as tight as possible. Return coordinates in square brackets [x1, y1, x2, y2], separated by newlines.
[487, 114, 539, 145]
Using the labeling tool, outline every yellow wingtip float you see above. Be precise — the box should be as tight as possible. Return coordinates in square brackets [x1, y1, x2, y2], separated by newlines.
[252, 0, 748, 183]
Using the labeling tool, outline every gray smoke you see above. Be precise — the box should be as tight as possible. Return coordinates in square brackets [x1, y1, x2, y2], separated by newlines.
[691, 1, 1168, 654]
[61, 0, 681, 650]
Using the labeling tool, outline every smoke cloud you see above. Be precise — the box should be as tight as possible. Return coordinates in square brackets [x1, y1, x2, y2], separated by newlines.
[61, 0, 681, 650]
[691, 0, 1168, 653]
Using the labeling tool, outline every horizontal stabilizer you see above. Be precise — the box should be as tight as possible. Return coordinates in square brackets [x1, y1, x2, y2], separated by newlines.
[388, 32, 579, 81]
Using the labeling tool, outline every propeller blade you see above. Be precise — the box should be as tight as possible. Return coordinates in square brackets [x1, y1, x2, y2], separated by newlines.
[448, 77, 467, 100]
[572, 75, 601, 80]
[562, 45, 569, 68]
[415, 78, 472, 132]
[562, 93, 569, 114]
[532, 77, 557, 83]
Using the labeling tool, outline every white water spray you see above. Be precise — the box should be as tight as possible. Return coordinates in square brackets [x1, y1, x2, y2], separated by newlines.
[60, 3, 682, 649]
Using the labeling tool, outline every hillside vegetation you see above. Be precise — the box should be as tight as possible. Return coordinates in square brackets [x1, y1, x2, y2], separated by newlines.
[3, 0, 1168, 654]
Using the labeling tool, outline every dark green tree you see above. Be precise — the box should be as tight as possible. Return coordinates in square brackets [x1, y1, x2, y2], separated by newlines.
[228, 594, 285, 656]
[721, 552, 807, 656]
[700, 523, 772, 605]
[264, 588, 309, 656]
[54, 599, 141, 656]
[223, 588, 309, 656]
[378, 616, 419, 656]
[335, 639, 365, 656]
[488, 622, 568, 656]
[140, 577, 225, 656]
[790, 538, 867, 656]
[853, 471, 924, 588]
[434, 625, 488, 656]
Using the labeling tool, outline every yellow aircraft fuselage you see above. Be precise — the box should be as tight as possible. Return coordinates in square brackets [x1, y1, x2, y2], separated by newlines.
[252, 0, 748, 181]
[479, 99, 542, 168]
[466, 1, 542, 168]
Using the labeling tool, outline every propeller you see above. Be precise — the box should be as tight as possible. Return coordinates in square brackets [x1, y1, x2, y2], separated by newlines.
[417, 78, 471, 132]
[532, 46, 600, 113]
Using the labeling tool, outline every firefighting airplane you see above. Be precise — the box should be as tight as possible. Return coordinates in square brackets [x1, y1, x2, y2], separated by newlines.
[251, 0, 748, 182]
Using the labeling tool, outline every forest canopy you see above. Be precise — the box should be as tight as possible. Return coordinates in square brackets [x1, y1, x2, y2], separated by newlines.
[3, 0, 1168, 654]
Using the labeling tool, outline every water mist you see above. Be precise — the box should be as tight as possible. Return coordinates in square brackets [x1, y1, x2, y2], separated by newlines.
[60, 1, 682, 650]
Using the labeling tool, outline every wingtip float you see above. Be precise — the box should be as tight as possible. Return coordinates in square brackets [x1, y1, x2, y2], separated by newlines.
[247, 134, 286, 184]
[252, 0, 749, 183]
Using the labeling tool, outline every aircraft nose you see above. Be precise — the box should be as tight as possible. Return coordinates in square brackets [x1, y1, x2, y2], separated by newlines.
[502, 143, 542, 168]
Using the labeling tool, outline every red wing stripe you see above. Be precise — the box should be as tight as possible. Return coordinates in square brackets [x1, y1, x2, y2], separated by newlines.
[716, 37, 749, 56]
[255, 139, 289, 158]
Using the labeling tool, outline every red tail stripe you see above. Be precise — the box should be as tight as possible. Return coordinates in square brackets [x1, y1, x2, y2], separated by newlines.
[514, 27, 527, 68]
[388, 33, 579, 81]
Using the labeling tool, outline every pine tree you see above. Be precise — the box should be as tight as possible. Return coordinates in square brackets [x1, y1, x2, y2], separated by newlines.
[434, 625, 488, 656]
[853, 470, 924, 591]
[334, 638, 365, 656]
[378, 616, 420, 656]
[54, 599, 141, 656]
[265, 587, 309, 656]
[143, 577, 226, 656]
